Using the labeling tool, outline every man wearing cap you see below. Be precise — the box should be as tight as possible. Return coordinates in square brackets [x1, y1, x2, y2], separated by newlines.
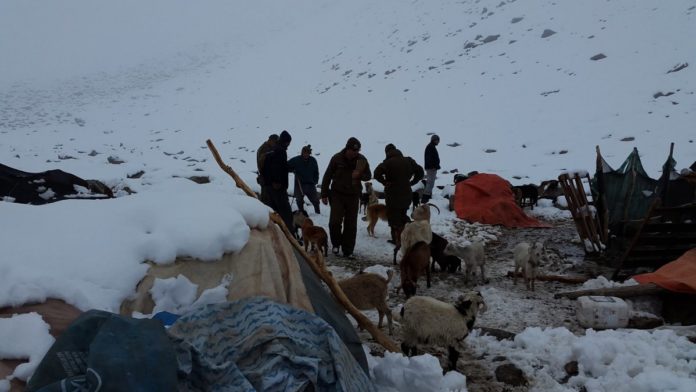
[374, 143, 424, 245]
[422, 134, 441, 203]
[256, 134, 279, 204]
[321, 137, 372, 259]
[262, 130, 294, 231]
[288, 145, 321, 214]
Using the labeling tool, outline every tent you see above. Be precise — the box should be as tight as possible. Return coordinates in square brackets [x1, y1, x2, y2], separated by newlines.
[452, 173, 550, 228]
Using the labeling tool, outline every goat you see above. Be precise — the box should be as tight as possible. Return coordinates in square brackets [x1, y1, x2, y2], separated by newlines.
[443, 241, 486, 285]
[430, 232, 462, 273]
[393, 203, 440, 264]
[513, 241, 544, 291]
[301, 218, 328, 257]
[338, 270, 394, 335]
[512, 184, 539, 209]
[400, 241, 431, 298]
[400, 292, 487, 372]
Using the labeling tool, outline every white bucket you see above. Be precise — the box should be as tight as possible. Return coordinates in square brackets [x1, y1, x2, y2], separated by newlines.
[576, 296, 630, 329]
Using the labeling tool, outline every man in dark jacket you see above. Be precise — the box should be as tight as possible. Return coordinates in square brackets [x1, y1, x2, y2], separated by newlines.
[289, 145, 321, 214]
[374, 143, 424, 244]
[423, 134, 440, 203]
[261, 130, 294, 231]
[256, 134, 279, 204]
[320, 137, 371, 259]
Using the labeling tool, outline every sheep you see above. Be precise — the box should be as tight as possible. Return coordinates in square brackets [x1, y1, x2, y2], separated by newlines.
[400, 292, 487, 372]
[443, 241, 486, 285]
[400, 241, 431, 298]
[338, 270, 394, 335]
[513, 241, 544, 291]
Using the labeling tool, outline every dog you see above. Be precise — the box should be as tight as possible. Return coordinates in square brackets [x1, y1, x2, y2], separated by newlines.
[292, 210, 309, 241]
[365, 203, 388, 237]
[443, 241, 486, 285]
[301, 217, 328, 256]
[512, 184, 539, 209]
[360, 181, 379, 215]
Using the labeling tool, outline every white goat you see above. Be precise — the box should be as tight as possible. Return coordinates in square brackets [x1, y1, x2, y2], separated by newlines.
[400, 292, 486, 372]
[513, 241, 544, 291]
[443, 241, 486, 284]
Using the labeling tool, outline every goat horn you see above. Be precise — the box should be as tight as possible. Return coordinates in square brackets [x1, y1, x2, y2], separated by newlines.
[426, 203, 441, 215]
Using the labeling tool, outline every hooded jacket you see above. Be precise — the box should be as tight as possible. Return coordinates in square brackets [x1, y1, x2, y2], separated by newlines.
[374, 149, 424, 209]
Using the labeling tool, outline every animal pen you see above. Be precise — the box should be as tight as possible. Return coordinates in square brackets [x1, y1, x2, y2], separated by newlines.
[559, 144, 696, 278]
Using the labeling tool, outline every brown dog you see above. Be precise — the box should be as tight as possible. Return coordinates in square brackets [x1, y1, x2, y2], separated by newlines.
[366, 203, 388, 237]
[301, 218, 328, 256]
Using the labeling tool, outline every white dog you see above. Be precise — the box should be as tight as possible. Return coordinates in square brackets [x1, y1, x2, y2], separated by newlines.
[513, 242, 544, 291]
[443, 241, 486, 285]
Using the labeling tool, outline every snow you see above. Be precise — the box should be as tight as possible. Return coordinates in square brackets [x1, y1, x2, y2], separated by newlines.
[1, 0, 695, 388]
[468, 327, 696, 391]
[367, 349, 468, 392]
[0, 313, 55, 382]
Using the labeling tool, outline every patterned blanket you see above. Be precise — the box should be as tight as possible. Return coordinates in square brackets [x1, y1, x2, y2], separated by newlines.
[168, 297, 375, 392]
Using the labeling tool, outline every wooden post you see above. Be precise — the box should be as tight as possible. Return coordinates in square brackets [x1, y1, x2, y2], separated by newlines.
[206, 139, 400, 353]
[554, 283, 664, 300]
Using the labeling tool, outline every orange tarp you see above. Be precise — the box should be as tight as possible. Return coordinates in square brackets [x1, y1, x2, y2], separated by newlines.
[634, 248, 696, 294]
[453, 173, 550, 228]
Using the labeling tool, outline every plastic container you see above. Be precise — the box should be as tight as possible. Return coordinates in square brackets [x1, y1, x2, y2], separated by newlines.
[576, 296, 629, 329]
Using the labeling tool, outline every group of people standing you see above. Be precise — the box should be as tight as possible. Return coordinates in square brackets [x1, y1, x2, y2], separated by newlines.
[256, 131, 440, 259]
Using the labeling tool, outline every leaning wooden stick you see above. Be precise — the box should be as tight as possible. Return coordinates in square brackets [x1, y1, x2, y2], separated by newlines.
[206, 139, 400, 353]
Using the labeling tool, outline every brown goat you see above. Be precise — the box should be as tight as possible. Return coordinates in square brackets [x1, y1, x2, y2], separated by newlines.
[338, 270, 394, 335]
[400, 241, 431, 298]
[301, 218, 328, 256]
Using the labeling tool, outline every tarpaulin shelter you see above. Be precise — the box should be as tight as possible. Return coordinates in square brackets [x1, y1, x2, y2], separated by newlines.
[453, 173, 549, 228]
[591, 147, 658, 234]
[634, 248, 696, 295]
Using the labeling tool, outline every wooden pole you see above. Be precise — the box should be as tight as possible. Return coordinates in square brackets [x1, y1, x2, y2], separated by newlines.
[554, 283, 665, 300]
[206, 139, 400, 353]
[505, 271, 590, 284]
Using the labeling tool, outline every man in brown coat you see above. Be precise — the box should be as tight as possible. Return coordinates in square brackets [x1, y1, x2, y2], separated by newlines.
[320, 137, 372, 259]
[256, 134, 278, 204]
[373, 143, 424, 244]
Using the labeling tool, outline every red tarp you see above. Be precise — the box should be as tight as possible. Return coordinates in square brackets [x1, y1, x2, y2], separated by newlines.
[634, 248, 696, 294]
[453, 173, 550, 228]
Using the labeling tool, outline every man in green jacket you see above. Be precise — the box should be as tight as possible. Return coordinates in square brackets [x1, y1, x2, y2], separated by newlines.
[373, 143, 424, 245]
[321, 137, 371, 259]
